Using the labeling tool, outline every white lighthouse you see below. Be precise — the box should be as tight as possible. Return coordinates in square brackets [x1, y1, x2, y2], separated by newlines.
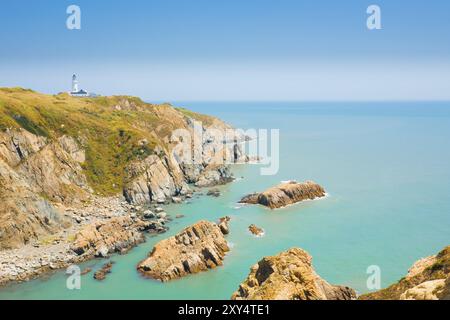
[69, 74, 96, 97]
[72, 74, 79, 92]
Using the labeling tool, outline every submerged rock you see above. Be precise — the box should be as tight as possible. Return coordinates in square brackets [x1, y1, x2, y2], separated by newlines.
[239, 181, 326, 209]
[206, 188, 221, 197]
[94, 262, 114, 281]
[137, 220, 230, 282]
[232, 248, 356, 300]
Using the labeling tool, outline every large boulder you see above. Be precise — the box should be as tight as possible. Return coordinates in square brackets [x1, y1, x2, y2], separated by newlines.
[232, 248, 356, 300]
[240, 181, 326, 209]
[137, 220, 230, 281]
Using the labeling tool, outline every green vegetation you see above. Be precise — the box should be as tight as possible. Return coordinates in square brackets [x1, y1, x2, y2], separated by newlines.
[0, 87, 218, 195]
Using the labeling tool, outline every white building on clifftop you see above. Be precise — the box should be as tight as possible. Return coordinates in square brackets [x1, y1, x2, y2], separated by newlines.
[69, 74, 97, 97]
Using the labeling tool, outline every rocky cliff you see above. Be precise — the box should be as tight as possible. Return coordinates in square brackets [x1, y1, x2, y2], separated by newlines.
[360, 245, 450, 300]
[240, 181, 326, 209]
[137, 219, 230, 281]
[232, 248, 356, 300]
[0, 88, 244, 250]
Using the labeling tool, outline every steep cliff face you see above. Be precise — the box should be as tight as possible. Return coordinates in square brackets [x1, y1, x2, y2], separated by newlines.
[232, 248, 356, 300]
[0, 129, 84, 249]
[0, 88, 242, 249]
[0, 157, 68, 250]
[137, 220, 230, 281]
[360, 245, 450, 300]
[123, 154, 188, 205]
[240, 181, 326, 209]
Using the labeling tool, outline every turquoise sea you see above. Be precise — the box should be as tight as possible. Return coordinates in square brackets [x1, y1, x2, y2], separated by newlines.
[1, 102, 449, 300]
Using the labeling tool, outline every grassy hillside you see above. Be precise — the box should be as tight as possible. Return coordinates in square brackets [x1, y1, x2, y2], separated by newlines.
[0, 87, 219, 195]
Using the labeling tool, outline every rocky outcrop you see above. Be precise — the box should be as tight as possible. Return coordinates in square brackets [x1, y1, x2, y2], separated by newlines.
[123, 154, 189, 205]
[360, 245, 450, 300]
[248, 224, 264, 237]
[195, 165, 234, 188]
[218, 216, 230, 235]
[137, 220, 230, 281]
[71, 216, 148, 258]
[232, 248, 356, 300]
[16, 135, 91, 203]
[240, 181, 326, 209]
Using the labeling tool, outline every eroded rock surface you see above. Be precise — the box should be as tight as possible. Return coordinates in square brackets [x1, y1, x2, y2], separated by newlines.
[71, 216, 147, 257]
[232, 248, 356, 300]
[137, 220, 230, 281]
[240, 181, 326, 209]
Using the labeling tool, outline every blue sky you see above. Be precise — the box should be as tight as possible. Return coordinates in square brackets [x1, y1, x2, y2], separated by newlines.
[0, 0, 449, 101]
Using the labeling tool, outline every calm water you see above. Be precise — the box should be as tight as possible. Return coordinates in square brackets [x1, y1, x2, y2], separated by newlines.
[1, 102, 450, 300]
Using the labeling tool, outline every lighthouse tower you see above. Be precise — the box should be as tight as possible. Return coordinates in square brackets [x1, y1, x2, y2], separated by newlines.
[72, 74, 79, 93]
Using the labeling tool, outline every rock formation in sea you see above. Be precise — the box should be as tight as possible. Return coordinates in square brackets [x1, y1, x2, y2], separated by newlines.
[137, 219, 230, 281]
[248, 224, 264, 237]
[360, 245, 450, 300]
[239, 181, 326, 209]
[231, 248, 356, 300]
[93, 262, 114, 281]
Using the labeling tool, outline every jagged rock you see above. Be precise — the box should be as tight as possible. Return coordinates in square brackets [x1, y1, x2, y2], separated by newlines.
[248, 224, 264, 237]
[232, 248, 356, 300]
[123, 154, 187, 205]
[218, 217, 230, 235]
[240, 181, 326, 209]
[195, 165, 234, 188]
[94, 262, 114, 281]
[137, 220, 230, 282]
[360, 245, 450, 300]
[71, 216, 145, 257]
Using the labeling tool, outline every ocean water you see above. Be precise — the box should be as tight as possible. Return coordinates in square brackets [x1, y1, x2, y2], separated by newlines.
[1, 102, 449, 300]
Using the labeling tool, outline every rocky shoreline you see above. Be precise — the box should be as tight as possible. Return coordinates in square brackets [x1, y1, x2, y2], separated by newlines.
[0, 195, 172, 287]
[0, 92, 250, 287]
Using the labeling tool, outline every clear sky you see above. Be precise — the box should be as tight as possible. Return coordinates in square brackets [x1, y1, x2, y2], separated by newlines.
[1, 0, 449, 101]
